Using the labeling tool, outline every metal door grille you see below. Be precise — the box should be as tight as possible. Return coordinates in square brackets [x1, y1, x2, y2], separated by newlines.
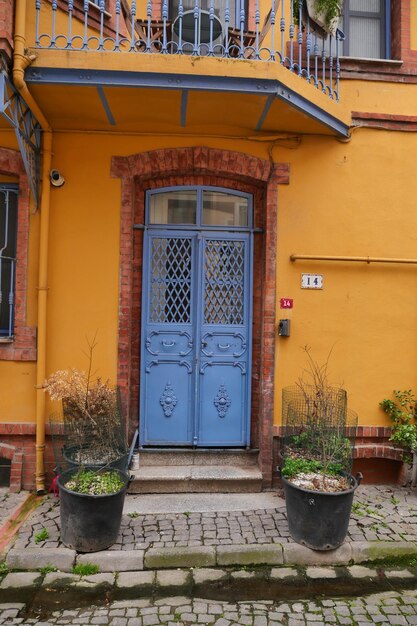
[204, 240, 245, 325]
[149, 237, 192, 324]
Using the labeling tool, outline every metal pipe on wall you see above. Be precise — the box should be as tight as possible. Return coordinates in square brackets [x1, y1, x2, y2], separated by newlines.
[14, 0, 53, 494]
[290, 254, 417, 265]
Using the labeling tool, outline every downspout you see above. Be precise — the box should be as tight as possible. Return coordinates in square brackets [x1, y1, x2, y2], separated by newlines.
[14, 0, 52, 493]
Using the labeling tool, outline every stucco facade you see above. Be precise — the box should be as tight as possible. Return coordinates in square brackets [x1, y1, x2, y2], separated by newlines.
[0, 0, 416, 490]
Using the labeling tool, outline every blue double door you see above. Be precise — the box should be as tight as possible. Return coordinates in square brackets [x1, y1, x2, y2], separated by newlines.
[140, 228, 252, 447]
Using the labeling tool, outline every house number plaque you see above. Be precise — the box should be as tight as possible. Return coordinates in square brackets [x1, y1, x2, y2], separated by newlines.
[301, 274, 323, 289]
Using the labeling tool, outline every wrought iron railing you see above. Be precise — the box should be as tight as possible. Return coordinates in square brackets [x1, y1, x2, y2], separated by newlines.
[35, 0, 344, 100]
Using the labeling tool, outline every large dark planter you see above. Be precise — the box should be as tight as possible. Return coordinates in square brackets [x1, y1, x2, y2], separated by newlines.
[281, 472, 362, 551]
[58, 468, 129, 553]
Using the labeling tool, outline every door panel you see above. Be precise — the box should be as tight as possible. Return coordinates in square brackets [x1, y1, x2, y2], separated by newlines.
[198, 362, 247, 445]
[142, 360, 193, 444]
[141, 232, 195, 445]
[197, 235, 250, 446]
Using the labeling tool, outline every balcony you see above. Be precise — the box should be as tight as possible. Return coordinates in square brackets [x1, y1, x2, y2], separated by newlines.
[24, 0, 351, 137]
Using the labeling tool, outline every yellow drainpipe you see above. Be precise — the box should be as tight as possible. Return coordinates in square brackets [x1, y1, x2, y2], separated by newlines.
[14, 0, 52, 493]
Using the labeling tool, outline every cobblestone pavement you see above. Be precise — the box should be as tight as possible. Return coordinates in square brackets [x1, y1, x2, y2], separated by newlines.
[2, 590, 417, 625]
[0, 489, 28, 529]
[12, 486, 417, 550]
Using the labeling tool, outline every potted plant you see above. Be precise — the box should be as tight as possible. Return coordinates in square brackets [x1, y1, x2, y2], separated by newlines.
[44, 337, 131, 552]
[380, 390, 417, 488]
[57, 467, 130, 552]
[278, 347, 362, 551]
[294, 0, 344, 36]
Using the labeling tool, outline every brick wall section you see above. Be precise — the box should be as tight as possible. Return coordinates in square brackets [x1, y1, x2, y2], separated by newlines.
[272, 425, 404, 468]
[0, 148, 36, 362]
[0, 424, 57, 491]
[112, 146, 289, 487]
[0, 0, 14, 65]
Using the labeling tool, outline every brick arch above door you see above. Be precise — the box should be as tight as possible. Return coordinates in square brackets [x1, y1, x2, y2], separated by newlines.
[111, 147, 289, 486]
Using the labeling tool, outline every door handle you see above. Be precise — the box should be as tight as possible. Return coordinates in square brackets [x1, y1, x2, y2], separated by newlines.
[162, 340, 175, 347]
[201, 341, 208, 348]
[218, 343, 231, 350]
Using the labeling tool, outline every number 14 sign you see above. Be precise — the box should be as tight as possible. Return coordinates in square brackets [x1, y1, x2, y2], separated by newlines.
[301, 273, 323, 289]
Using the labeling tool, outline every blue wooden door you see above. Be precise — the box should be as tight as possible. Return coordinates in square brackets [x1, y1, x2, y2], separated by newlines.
[140, 189, 252, 447]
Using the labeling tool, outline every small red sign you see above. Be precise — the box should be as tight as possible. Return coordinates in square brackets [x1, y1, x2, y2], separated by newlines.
[280, 298, 293, 309]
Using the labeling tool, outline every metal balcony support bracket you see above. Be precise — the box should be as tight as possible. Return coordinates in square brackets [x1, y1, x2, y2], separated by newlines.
[0, 72, 41, 208]
[25, 68, 350, 138]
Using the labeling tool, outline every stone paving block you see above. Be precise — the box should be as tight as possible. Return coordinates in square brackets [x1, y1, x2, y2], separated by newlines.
[75, 573, 115, 589]
[145, 546, 215, 569]
[6, 548, 76, 572]
[41, 572, 78, 588]
[351, 541, 417, 564]
[282, 542, 352, 566]
[216, 543, 283, 566]
[384, 569, 416, 579]
[77, 550, 144, 572]
[0, 572, 42, 589]
[192, 568, 228, 584]
[155, 570, 189, 588]
[230, 570, 258, 579]
[347, 565, 378, 578]
[270, 567, 299, 579]
[117, 571, 155, 589]
[306, 567, 338, 579]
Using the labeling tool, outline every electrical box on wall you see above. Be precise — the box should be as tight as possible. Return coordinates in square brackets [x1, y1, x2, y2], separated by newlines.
[278, 319, 291, 337]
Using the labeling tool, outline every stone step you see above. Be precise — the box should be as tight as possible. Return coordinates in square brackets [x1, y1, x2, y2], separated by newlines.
[128, 464, 263, 493]
[137, 448, 259, 467]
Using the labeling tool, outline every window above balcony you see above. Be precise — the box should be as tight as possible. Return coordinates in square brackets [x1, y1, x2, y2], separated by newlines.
[328, 0, 390, 60]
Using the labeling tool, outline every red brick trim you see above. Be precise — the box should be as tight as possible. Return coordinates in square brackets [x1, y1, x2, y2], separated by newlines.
[352, 111, 417, 131]
[112, 147, 289, 486]
[0, 148, 36, 362]
[0, 442, 23, 492]
[354, 444, 403, 461]
[273, 425, 404, 462]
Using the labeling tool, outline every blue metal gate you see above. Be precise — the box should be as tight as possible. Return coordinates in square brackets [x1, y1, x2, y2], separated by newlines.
[140, 188, 252, 447]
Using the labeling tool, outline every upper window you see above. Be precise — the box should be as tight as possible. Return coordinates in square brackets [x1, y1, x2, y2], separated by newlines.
[338, 0, 390, 59]
[147, 187, 251, 228]
[0, 185, 18, 338]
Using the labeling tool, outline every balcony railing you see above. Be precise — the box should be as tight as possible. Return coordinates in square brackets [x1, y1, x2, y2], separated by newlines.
[35, 0, 344, 100]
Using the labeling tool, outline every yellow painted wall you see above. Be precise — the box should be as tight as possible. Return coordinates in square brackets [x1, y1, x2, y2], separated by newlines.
[1, 123, 416, 427]
[0, 131, 39, 422]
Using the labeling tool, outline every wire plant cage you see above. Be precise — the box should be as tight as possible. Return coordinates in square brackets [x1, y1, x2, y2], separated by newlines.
[49, 387, 128, 474]
[281, 385, 358, 476]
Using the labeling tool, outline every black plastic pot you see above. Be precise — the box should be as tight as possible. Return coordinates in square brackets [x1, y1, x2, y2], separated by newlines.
[58, 468, 130, 553]
[280, 472, 362, 551]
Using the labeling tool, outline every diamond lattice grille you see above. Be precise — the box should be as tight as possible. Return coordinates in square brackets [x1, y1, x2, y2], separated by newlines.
[150, 238, 192, 324]
[204, 240, 245, 325]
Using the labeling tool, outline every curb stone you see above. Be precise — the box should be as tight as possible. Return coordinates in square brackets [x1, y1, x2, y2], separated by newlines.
[282, 542, 352, 566]
[351, 540, 417, 564]
[145, 546, 216, 569]
[116, 571, 155, 589]
[6, 547, 76, 572]
[0, 572, 42, 589]
[216, 544, 284, 566]
[77, 550, 144, 572]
